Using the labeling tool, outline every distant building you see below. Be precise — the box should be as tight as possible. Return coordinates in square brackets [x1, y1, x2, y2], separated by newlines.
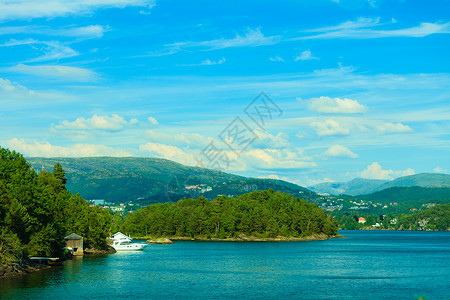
[90, 199, 105, 206]
[358, 217, 366, 224]
[64, 232, 84, 256]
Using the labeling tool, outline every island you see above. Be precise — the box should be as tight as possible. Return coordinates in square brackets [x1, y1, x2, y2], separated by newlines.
[124, 189, 340, 241]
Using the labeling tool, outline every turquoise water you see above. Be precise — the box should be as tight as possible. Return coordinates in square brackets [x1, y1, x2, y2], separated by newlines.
[1, 230, 449, 299]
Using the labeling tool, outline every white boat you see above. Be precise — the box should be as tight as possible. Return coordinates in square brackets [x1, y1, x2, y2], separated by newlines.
[109, 232, 147, 251]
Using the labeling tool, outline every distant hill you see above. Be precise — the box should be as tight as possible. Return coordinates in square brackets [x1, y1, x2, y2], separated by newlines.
[309, 178, 388, 196]
[395, 203, 450, 231]
[27, 157, 317, 204]
[358, 186, 450, 205]
[310, 173, 450, 196]
[373, 173, 450, 192]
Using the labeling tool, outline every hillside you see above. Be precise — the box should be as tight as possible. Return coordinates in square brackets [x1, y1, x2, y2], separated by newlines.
[358, 186, 450, 204]
[395, 203, 450, 231]
[27, 157, 317, 204]
[373, 173, 450, 192]
[310, 173, 450, 196]
[309, 178, 388, 196]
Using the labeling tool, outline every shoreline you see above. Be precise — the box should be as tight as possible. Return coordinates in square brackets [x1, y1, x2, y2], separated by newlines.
[142, 233, 344, 243]
[0, 260, 51, 279]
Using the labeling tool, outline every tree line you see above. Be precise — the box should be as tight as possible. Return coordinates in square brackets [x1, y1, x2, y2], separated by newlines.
[123, 189, 338, 239]
[0, 147, 120, 263]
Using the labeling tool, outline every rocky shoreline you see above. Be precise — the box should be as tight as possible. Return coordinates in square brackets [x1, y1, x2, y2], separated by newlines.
[83, 246, 117, 255]
[0, 260, 51, 279]
[146, 238, 175, 244]
[167, 233, 343, 242]
[1, 247, 117, 279]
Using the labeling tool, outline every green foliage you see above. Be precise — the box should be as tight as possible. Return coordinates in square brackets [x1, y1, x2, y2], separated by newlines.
[0, 229, 23, 264]
[395, 204, 450, 231]
[123, 189, 338, 239]
[0, 147, 115, 262]
[359, 186, 450, 205]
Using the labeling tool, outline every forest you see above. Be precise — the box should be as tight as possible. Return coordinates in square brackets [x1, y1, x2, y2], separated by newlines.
[0, 147, 119, 264]
[123, 189, 338, 239]
[395, 203, 450, 231]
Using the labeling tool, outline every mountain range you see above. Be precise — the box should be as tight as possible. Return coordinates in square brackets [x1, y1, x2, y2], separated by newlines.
[309, 173, 450, 196]
[27, 157, 316, 204]
[27, 157, 449, 205]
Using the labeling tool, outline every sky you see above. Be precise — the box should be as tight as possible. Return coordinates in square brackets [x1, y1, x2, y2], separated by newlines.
[0, 0, 449, 187]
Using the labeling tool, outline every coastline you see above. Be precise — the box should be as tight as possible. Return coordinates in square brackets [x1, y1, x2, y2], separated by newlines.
[0, 260, 51, 279]
[145, 233, 344, 242]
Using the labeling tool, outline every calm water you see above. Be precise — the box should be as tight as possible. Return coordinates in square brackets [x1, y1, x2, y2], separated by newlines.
[1, 231, 449, 299]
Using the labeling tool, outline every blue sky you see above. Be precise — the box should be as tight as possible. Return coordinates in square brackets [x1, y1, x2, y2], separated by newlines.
[1, 0, 449, 186]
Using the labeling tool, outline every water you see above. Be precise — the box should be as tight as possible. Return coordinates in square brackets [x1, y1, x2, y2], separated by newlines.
[1, 231, 449, 299]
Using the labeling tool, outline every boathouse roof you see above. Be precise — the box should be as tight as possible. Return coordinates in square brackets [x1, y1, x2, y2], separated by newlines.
[64, 232, 83, 240]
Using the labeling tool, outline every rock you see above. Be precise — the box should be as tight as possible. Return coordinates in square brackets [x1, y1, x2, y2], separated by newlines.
[84, 246, 116, 255]
[146, 238, 174, 245]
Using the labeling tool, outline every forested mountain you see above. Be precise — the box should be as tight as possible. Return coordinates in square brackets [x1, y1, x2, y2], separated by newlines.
[0, 148, 117, 265]
[123, 189, 338, 240]
[27, 157, 318, 204]
[310, 173, 450, 196]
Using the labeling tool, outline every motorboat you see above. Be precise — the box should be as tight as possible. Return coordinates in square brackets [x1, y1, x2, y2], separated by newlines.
[109, 232, 147, 251]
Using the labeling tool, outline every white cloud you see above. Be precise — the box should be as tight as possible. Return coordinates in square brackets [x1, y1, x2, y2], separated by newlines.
[310, 119, 350, 136]
[307, 96, 367, 114]
[166, 28, 280, 52]
[242, 148, 316, 170]
[299, 19, 450, 40]
[0, 39, 79, 62]
[0, 76, 69, 102]
[0, 25, 106, 39]
[295, 50, 319, 61]
[306, 177, 336, 186]
[180, 57, 226, 66]
[257, 174, 298, 184]
[251, 129, 290, 149]
[55, 114, 132, 132]
[0, 78, 27, 92]
[6, 138, 132, 157]
[295, 131, 306, 139]
[325, 145, 358, 159]
[57, 25, 106, 38]
[139, 142, 197, 165]
[200, 58, 226, 65]
[0, 77, 38, 99]
[305, 17, 381, 32]
[30, 41, 79, 62]
[9, 64, 99, 81]
[52, 114, 137, 140]
[377, 122, 412, 134]
[433, 166, 448, 174]
[145, 130, 212, 147]
[0, 38, 38, 47]
[147, 116, 159, 125]
[360, 162, 415, 180]
[0, 0, 156, 20]
[269, 56, 285, 62]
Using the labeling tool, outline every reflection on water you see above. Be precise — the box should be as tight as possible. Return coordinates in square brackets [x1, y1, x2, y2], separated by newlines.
[1, 231, 449, 299]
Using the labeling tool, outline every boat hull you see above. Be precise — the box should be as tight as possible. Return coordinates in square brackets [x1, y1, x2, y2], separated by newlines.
[112, 243, 147, 251]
